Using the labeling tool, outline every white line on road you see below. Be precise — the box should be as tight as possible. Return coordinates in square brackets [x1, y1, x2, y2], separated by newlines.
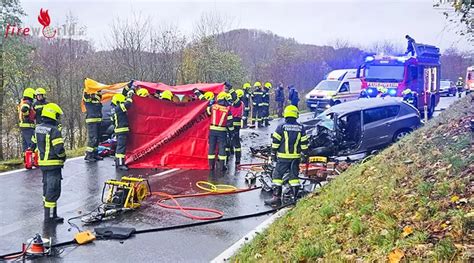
[211, 207, 291, 262]
[0, 156, 84, 177]
[148, 168, 180, 178]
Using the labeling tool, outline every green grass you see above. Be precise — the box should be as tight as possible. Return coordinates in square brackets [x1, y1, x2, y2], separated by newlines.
[233, 94, 473, 262]
[0, 146, 86, 173]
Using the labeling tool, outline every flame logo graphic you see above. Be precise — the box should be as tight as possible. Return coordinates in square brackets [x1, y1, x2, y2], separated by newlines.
[37, 8, 56, 38]
[38, 8, 51, 27]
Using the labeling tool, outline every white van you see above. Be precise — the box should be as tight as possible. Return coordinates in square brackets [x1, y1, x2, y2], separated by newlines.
[305, 69, 362, 112]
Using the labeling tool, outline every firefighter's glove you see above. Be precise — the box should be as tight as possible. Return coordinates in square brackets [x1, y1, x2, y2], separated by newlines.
[193, 88, 201, 95]
[127, 89, 135, 98]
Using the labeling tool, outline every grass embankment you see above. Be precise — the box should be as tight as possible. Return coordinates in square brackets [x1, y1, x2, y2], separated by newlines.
[0, 147, 86, 173]
[234, 95, 473, 262]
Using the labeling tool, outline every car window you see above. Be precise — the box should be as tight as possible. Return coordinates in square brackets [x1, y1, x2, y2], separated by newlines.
[339, 82, 349, 92]
[386, 106, 400, 118]
[363, 106, 400, 124]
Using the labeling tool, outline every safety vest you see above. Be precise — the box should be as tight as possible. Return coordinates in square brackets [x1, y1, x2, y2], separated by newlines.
[83, 93, 103, 124]
[209, 104, 233, 132]
[112, 99, 132, 134]
[230, 101, 244, 128]
[18, 98, 36, 128]
[271, 121, 309, 159]
[456, 80, 464, 87]
[32, 122, 66, 168]
[252, 89, 263, 106]
[259, 88, 270, 107]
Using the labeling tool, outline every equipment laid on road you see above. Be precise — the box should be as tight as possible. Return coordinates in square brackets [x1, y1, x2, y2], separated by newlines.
[79, 176, 150, 224]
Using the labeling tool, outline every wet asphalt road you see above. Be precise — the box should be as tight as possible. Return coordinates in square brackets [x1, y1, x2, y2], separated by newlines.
[0, 96, 458, 262]
[0, 112, 314, 262]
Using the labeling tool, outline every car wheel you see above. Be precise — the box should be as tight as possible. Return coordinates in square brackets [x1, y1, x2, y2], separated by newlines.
[393, 129, 412, 142]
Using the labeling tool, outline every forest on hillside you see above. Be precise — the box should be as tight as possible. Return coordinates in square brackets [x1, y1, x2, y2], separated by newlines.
[1, 0, 472, 160]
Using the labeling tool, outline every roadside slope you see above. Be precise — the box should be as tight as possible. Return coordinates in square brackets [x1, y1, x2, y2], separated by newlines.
[234, 95, 473, 261]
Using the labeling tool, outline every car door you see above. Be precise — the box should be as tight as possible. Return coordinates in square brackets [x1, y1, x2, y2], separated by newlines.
[362, 106, 394, 150]
[338, 82, 351, 102]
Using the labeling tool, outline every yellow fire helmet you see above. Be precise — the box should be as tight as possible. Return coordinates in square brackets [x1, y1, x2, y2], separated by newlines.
[253, 81, 262, 87]
[23, 88, 35, 99]
[111, 93, 126, 105]
[242, 83, 251, 89]
[42, 103, 63, 121]
[35, 88, 47, 95]
[216, 92, 228, 101]
[264, 82, 272, 88]
[283, 105, 299, 118]
[136, 88, 149, 97]
[160, 90, 173, 101]
[235, 89, 244, 98]
[204, 91, 215, 101]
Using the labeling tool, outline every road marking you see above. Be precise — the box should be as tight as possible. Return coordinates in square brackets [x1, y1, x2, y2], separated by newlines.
[0, 156, 84, 177]
[148, 168, 180, 178]
[211, 207, 291, 262]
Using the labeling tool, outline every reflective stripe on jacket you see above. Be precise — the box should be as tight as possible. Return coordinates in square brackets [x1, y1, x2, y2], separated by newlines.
[207, 103, 234, 132]
[18, 98, 36, 128]
[32, 122, 65, 168]
[271, 120, 309, 159]
[112, 98, 132, 134]
[83, 93, 103, 123]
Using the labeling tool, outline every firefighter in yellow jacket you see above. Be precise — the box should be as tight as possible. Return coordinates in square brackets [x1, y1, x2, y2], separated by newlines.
[265, 105, 309, 207]
[18, 88, 37, 153]
[32, 103, 66, 223]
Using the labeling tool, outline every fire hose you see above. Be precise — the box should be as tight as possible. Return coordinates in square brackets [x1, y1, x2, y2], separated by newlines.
[152, 181, 261, 220]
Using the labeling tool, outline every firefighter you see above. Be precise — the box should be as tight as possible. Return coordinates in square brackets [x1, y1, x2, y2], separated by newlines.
[31, 103, 66, 223]
[251, 82, 264, 128]
[207, 92, 233, 176]
[241, 83, 252, 128]
[402, 89, 417, 107]
[83, 90, 103, 162]
[264, 105, 309, 207]
[160, 90, 174, 101]
[136, 88, 149, 97]
[230, 89, 244, 165]
[262, 82, 272, 126]
[18, 88, 36, 153]
[275, 83, 285, 117]
[112, 90, 135, 171]
[288, 85, 299, 107]
[33, 88, 48, 124]
[194, 89, 215, 103]
[456, 77, 464, 98]
[224, 81, 238, 105]
[405, 35, 416, 56]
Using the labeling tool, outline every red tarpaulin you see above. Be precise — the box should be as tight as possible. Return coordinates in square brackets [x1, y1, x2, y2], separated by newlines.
[125, 81, 224, 170]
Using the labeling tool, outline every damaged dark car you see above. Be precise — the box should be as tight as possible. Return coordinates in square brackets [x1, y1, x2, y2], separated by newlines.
[307, 98, 422, 159]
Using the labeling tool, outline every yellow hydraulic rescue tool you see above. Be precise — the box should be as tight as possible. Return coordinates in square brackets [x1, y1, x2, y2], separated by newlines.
[102, 176, 151, 209]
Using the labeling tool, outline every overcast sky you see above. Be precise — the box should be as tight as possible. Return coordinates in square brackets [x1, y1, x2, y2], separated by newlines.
[21, 0, 472, 53]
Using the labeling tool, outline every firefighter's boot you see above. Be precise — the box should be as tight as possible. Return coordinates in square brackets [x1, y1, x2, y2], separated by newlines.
[52, 207, 64, 223]
[84, 152, 96, 162]
[264, 186, 282, 207]
[290, 186, 300, 203]
[116, 158, 129, 171]
[208, 160, 216, 176]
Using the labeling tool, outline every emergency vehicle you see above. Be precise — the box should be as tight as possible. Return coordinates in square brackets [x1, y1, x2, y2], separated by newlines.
[358, 43, 441, 118]
[305, 69, 362, 113]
